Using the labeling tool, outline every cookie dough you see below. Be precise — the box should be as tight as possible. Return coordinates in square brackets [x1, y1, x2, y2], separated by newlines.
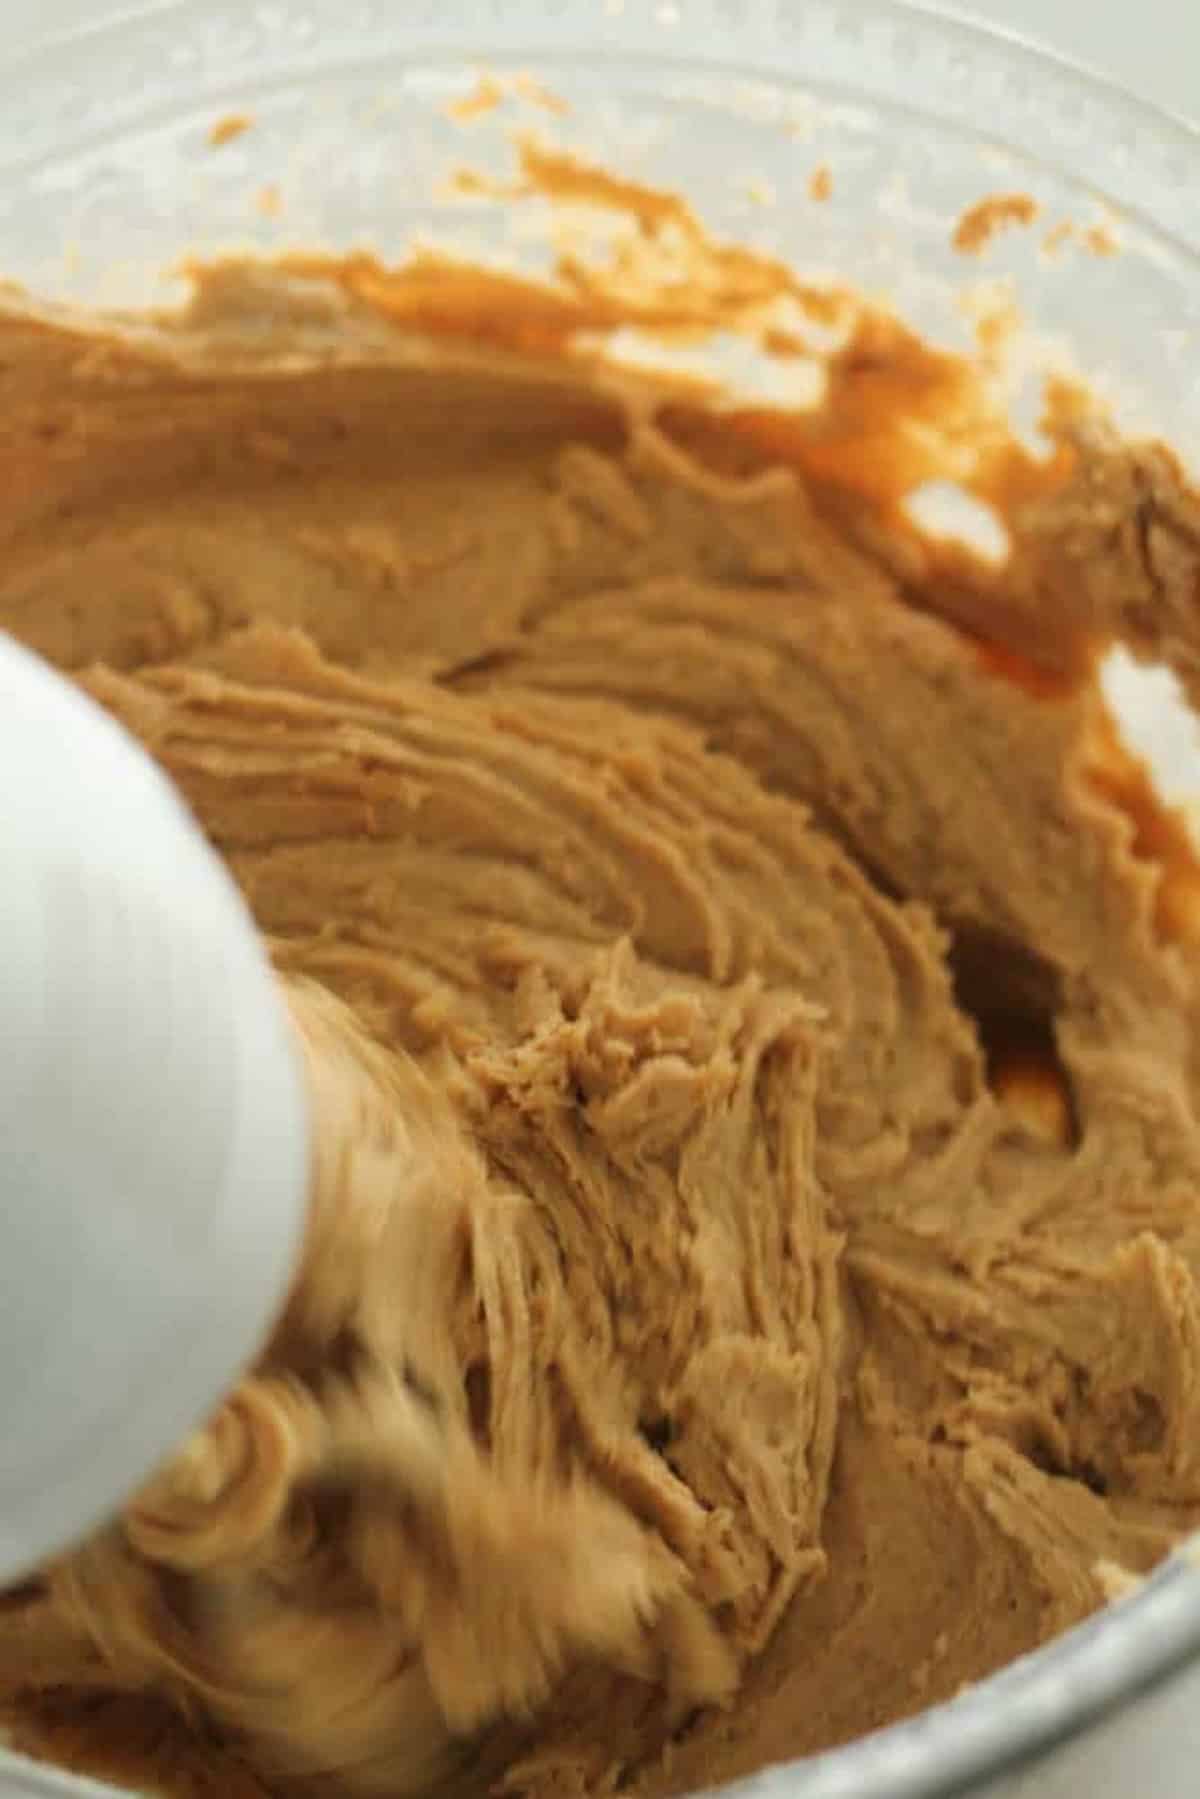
[3, 194, 1200, 1799]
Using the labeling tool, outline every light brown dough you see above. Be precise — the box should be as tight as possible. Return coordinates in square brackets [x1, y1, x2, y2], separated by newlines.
[2, 256, 1200, 1799]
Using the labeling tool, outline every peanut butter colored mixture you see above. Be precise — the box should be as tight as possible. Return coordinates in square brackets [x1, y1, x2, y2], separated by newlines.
[3, 148, 1200, 1799]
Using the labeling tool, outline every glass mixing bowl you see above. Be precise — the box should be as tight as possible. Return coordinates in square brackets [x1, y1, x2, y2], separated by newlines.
[2, 4, 1200, 1797]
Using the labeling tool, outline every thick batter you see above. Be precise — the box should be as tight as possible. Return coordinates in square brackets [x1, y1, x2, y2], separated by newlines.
[3, 192, 1200, 1799]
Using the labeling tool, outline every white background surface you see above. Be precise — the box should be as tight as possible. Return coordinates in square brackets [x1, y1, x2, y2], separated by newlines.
[7, 0, 1199, 127]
